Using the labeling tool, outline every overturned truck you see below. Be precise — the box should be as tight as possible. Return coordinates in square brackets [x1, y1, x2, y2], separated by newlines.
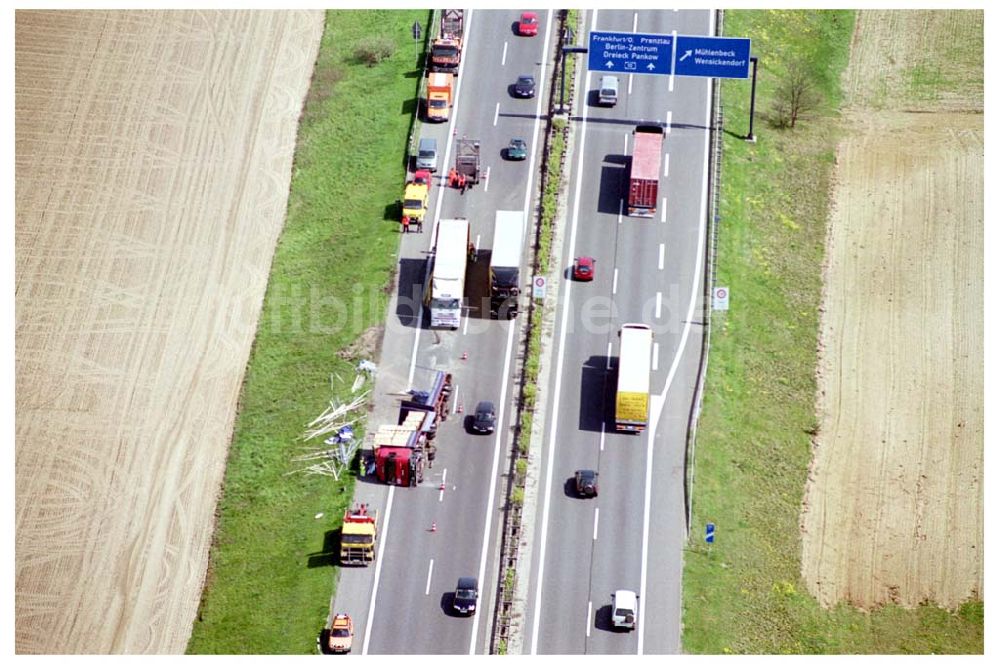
[371, 369, 453, 487]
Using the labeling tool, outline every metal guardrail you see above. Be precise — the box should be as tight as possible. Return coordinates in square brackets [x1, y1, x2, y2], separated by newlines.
[684, 9, 725, 533]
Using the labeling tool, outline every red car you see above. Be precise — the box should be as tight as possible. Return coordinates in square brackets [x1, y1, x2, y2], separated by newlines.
[412, 169, 432, 187]
[518, 12, 538, 36]
[573, 256, 595, 281]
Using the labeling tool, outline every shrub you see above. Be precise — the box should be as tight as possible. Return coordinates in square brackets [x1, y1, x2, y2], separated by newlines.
[355, 35, 396, 66]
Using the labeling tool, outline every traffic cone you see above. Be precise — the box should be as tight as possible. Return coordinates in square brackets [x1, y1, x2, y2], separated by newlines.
[430, 521, 437, 532]
[456, 399, 463, 414]
[461, 351, 468, 360]
[439, 482, 446, 491]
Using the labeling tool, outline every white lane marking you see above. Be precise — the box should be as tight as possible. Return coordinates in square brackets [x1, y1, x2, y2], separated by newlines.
[529, 10, 594, 653]
[484, 166, 491, 192]
[600, 422, 606, 452]
[652, 342, 660, 371]
[612, 268, 619, 295]
[632, 11, 638, 32]
[666, 110, 672, 134]
[658, 244, 665, 270]
[655, 291, 662, 319]
[439, 468, 447, 502]
[623, 131, 629, 158]
[661, 200, 667, 224]
[628, 73, 634, 96]
[606, 343, 613, 370]
[469, 310, 519, 653]
[493, 102, 500, 126]
[587, 601, 593, 637]
[425, 559, 434, 595]
[663, 153, 669, 177]
[669, 30, 677, 92]
[638, 22, 715, 655]
[618, 198, 624, 225]
[452, 384, 460, 414]
[361, 485, 394, 654]
[501, 40, 508, 66]
[480, 14, 555, 655]
[593, 508, 600, 540]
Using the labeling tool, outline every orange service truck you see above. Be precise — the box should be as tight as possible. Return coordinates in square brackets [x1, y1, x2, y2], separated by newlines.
[425, 72, 453, 122]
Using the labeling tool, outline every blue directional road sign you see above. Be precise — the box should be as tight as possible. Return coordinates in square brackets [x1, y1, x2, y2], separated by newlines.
[705, 522, 716, 544]
[674, 35, 752, 79]
[588, 30, 673, 76]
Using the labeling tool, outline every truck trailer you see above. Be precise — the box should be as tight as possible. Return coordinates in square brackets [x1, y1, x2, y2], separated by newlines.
[454, 138, 481, 184]
[489, 210, 524, 319]
[426, 218, 469, 329]
[627, 124, 664, 218]
[615, 323, 653, 432]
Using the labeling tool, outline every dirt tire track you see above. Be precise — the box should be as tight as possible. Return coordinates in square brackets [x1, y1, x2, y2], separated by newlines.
[15, 10, 323, 653]
[800, 10, 983, 611]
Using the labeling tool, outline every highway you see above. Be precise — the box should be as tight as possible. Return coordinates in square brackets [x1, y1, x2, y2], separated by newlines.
[330, 9, 553, 655]
[519, 8, 713, 655]
[331, 8, 713, 655]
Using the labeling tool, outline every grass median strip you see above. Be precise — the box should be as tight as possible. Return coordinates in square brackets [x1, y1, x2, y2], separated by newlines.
[187, 9, 428, 654]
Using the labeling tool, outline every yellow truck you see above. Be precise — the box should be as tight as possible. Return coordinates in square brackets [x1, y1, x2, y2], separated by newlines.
[339, 504, 378, 565]
[425, 72, 453, 122]
[615, 324, 653, 432]
[402, 181, 429, 226]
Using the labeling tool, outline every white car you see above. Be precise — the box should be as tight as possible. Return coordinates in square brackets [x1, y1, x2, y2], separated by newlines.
[612, 589, 637, 630]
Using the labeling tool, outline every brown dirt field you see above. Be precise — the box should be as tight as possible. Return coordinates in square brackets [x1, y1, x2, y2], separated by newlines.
[800, 10, 983, 610]
[14, 10, 323, 653]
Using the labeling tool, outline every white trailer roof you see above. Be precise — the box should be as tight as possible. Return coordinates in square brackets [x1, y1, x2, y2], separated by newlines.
[491, 210, 524, 269]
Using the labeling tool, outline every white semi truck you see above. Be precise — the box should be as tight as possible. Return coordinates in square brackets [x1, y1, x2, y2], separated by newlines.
[426, 217, 469, 329]
[489, 210, 524, 319]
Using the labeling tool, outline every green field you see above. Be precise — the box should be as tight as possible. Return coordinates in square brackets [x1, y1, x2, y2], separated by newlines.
[187, 9, 428, 654]
[681, 9, 983, 654]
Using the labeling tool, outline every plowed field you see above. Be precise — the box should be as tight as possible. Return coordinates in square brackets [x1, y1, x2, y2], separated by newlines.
[15, 10, 323, 653]
[800, 10, 983, 610]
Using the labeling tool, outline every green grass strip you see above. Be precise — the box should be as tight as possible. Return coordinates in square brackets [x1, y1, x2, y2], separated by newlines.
[187, 9, 429, 654]
[683, 9, 982, 654]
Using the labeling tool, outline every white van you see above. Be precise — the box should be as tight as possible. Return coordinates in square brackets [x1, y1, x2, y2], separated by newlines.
[611, 589, 637, 630]
[598, 75, 619, 106]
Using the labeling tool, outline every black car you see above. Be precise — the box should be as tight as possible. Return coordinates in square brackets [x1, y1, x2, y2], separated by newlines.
[513, 74, 536, 98]
[453, 576, 479, 614]
[575, 469, 599, 497]
[472, 401, 496, 433]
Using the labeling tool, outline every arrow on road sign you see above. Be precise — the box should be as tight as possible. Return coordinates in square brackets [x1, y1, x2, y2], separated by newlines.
[605, 60, 614, 68]
[646, 63, 655, 70]
[679, 49, 692, 62]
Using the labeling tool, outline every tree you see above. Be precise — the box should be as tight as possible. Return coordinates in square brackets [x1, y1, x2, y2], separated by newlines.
[770, 59, 821, 128]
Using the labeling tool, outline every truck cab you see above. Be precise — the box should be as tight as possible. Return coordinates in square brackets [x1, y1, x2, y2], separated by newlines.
[402, 181, 429, 224]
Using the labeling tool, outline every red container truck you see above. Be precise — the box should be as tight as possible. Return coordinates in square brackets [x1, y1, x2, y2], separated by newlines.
[627, 124, 664, 218]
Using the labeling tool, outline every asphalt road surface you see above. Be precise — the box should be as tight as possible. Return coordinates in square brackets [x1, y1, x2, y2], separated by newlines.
[330, 9, 552, 655]
[520, 8, 713, 655]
